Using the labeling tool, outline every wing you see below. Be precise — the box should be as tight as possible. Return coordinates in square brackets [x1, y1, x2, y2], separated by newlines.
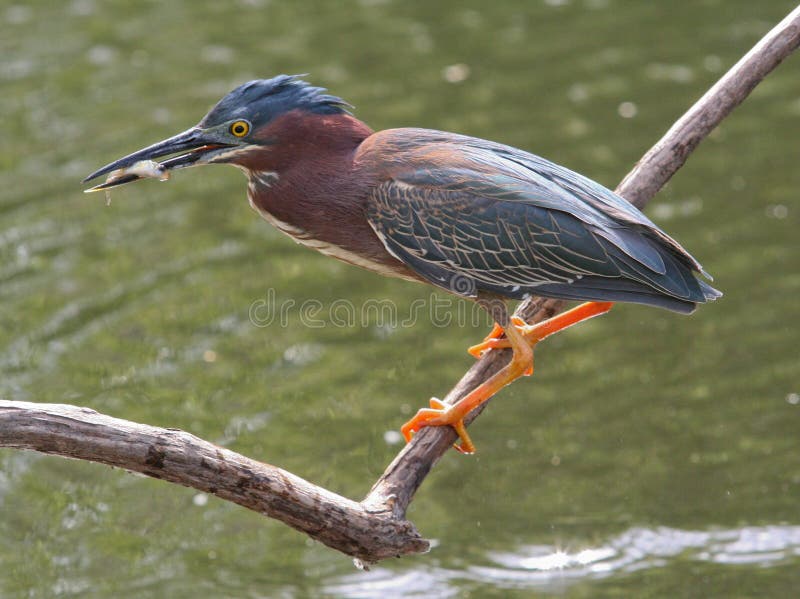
[363, 131, 720, 312]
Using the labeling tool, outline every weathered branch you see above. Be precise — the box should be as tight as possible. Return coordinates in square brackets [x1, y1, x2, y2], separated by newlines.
[0, 401, 427, 561]
[2, 5, 799, 565]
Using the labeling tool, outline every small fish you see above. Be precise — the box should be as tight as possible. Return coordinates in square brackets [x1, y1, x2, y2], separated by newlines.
[85, 159, 170, 203]
[122, 159, 170, 181]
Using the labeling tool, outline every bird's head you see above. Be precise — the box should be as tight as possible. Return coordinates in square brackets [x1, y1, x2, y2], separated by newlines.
[83, 75, 353, 189]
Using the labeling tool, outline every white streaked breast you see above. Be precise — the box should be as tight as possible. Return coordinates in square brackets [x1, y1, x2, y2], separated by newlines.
[246, 172, 416, 281]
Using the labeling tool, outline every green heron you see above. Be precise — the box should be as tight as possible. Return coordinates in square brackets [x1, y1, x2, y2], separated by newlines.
[84, 75, 720, 453]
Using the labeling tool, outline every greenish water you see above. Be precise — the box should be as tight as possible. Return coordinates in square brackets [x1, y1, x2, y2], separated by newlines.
[2, 1, 799, 597]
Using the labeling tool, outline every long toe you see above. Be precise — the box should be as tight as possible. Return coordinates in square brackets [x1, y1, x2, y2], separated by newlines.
[401, 398, 476, 452]
[469, 322, 506, 358]
[468, 337, 511, 358]
[469, 316, 534, 358]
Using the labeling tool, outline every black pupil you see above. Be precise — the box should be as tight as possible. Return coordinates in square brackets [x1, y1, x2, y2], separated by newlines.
[234, 123, 245, 134]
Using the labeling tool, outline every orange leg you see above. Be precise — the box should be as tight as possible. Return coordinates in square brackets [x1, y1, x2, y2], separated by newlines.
[401, 301, 614, 454]
[468, 301, 614, 357]
[401, 321, 534, 454]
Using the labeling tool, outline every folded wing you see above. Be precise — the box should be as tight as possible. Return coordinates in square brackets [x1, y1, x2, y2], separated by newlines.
[365, 131, 720, 313]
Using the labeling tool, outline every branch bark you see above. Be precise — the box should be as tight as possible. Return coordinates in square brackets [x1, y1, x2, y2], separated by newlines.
[2, 5, 799, 565]
[0, 401, 427, 561]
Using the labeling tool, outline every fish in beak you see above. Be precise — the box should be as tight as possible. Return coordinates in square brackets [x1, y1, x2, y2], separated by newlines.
[83, 127, 235, 192]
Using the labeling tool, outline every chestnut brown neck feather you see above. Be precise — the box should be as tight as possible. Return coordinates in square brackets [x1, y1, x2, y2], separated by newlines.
[241, 111, 420, 282]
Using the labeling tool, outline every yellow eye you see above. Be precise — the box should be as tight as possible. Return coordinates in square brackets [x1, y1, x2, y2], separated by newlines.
[230, 120, 250, 137]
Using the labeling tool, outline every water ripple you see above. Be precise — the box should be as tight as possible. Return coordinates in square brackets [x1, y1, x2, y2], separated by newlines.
[0, 241, 246, 390]
[326, 525, 800, 597]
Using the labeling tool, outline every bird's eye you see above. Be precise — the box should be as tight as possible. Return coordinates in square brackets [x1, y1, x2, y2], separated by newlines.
[230, 120, 250, 137]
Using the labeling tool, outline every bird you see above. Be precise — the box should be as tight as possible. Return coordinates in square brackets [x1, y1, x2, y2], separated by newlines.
[84, 75, 721, 454]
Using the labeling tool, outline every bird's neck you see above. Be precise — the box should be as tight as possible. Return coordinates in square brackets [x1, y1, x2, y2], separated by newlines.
[246, 111, 372, 173]
[242, 113, 419, 282]
[244, 112, 372, 216]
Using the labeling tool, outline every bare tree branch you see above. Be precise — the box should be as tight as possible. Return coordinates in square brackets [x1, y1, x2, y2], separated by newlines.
[0, 401, 428, 561]
[2, 5, 799, 565]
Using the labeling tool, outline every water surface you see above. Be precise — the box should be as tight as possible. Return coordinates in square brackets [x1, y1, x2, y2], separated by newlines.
[1, 1, 799, 597]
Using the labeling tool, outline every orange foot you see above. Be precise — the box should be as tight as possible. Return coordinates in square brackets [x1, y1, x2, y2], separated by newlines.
[468, 301, 613, 360]
[402, 320, 535, 454]
[468, 316, 532, 376]
[401, 397, 476, 454]
[401, 301, 613, 455]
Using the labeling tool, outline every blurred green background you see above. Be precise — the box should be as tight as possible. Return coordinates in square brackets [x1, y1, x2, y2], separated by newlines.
[1, 1, 799, 597]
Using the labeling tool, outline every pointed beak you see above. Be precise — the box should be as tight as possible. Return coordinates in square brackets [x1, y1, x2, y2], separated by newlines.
[83, 127, 233, 191]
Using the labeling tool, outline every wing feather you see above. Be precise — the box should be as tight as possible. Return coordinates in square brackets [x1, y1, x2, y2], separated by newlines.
[362, 130, 720, 311]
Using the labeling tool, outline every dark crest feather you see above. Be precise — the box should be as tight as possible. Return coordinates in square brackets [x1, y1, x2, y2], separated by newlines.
[201, 74, 351, 127]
